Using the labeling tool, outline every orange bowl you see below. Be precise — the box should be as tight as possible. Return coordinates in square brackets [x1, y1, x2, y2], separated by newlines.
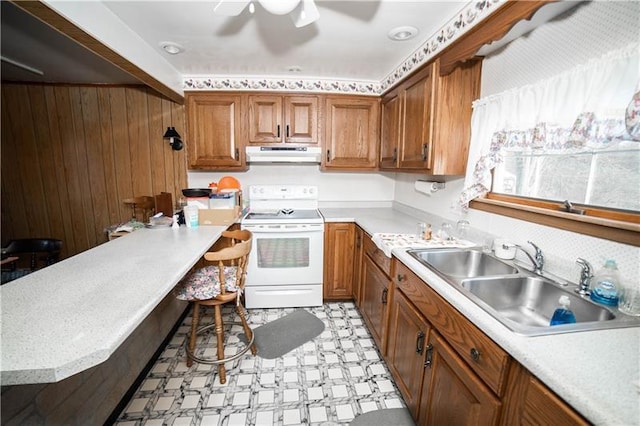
[217, 176, 241, 191]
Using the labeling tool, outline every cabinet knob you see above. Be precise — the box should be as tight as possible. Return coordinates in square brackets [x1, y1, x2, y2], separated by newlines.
[421, 143, 429, 161]
[277, 124, 281, 138]
[396, 274, 405, 282]
[470, 347, 480, 362]
[381, 287, 388, 304]
[234, 148, 239, 161]
[392, 147, 397, 162]
[326, 149, 331, 162]
[286, 124, 290, 138]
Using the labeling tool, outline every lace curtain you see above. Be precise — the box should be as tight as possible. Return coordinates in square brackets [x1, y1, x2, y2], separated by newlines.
[459, 43, 640, 207]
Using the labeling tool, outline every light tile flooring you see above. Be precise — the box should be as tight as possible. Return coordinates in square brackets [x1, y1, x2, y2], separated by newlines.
[115, 302, 406, 426]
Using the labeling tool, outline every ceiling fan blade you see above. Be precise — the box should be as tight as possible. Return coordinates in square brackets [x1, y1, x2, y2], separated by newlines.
[213, 0, 251, 16]
[291, 0, 319, 28]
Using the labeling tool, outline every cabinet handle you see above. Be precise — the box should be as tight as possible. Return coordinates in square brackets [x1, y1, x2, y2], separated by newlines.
[356, 233, 361, 248]
[286, 124, 290, 137]
[326, 149, 331, 162]
[381, 287, 388, 304]
[277, 124, 281, 138]
[392, 147, 397, 162]
[421, 143, 429, 161]
[424, 343, 434, 368]
[416, 331, 425, 354]
[235, 148, 239, 160]
[396, 274, 405, 282]
[470, 347, 480, 362]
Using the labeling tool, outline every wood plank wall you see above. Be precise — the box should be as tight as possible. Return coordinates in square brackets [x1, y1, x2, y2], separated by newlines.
[1, 83, 187, 258]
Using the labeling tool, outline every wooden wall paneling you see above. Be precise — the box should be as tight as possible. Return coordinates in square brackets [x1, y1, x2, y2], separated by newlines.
[44, 86, 75, 257]
[126, 88, 153, 198]
[5, 85, 49, 239]
[148, 91, 167, 197]
[109, 87, 134, 222]
[1, 83, 187, 258]
[28, 85, 64, 242]
[172, 100, 187, 195]
[69, 86, 96, 251]
[80, 86, 111, 245]
[1, 88, 28, 241]
[96, 87, 121, 229]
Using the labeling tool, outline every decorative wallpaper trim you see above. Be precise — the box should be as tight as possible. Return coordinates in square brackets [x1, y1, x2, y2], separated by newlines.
[183, 0, 505, 95]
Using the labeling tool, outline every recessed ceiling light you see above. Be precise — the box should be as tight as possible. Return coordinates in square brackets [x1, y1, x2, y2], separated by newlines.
[388, 26, 419, 41]
[160, 42, 184, 55]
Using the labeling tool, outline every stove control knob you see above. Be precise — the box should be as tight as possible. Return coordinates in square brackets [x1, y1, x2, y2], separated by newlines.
[309, 187, 315, 194]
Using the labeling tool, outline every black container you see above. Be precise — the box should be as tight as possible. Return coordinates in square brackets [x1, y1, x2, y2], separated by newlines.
[182, 188, 212, 198]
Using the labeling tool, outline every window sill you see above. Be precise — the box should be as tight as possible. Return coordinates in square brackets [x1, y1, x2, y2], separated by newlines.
[470, 198, 640, 247]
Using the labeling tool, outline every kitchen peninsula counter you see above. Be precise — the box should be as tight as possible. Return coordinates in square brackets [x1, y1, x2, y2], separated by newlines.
[1, 225, 227, 386]
[321, 207, 640, 426]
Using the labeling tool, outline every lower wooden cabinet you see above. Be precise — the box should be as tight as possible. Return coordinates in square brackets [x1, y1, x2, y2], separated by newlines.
[323, 223, 355, 299]
[352, 226, 365, 306]
[387, 288, 431, 418]
[501, 362, 589, 426]
[360, 253, 391, 353]
[419, 332, 501, 426]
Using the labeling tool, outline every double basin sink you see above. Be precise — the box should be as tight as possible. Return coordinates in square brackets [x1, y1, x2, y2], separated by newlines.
[408, 248, 640, 336]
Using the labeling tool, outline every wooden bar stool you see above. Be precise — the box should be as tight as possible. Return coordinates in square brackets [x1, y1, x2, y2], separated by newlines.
[174, 230, 256, 384]
[122, 196, 155, 222]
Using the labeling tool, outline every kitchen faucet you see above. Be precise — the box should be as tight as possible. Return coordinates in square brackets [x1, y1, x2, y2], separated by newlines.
[509, 241, 544, 274]
[575, 258, 593, 296]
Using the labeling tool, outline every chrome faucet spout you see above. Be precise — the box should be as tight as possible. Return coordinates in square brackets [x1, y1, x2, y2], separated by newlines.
[510, 241, 544, 274]
[575, 258, 593, 296]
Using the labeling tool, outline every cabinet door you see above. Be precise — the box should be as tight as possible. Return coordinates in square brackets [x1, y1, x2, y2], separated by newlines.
[186, 93, 245, 170]
[379, 91, 401, 170]
[399, 63, 435, 170]
[387, 288, 430, 420]
[323, 96, 379, 170]
[248, 95, 282, 143]
[323, 223, 355, 299]
[419, 332, 501, 426]
[352, 226, 365, 307]
[501, 362, 588, 426]
[284, 96, 319, 144]
[360, 254, 391, 353]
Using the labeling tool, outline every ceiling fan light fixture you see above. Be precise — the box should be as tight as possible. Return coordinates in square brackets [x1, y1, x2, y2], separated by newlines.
[259, 0, 300, 15]
[291, 0, 319, 28]
[388, 26, 419, 41]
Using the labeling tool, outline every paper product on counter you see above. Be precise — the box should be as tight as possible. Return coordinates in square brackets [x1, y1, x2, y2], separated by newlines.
[372, 233, 477, 258]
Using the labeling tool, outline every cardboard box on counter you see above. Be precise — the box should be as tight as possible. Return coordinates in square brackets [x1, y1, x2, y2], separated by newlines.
[198, 206, 242, 226]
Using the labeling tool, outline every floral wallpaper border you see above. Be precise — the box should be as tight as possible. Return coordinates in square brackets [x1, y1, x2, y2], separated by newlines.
[183, 0, 504, 95]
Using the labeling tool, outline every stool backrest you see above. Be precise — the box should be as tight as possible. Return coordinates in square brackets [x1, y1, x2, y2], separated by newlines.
[123, 196, 155, 222]
[203, 230, 252, 295]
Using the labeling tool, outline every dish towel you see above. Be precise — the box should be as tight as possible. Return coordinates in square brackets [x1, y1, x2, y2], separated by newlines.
[372, 233, 477, 258]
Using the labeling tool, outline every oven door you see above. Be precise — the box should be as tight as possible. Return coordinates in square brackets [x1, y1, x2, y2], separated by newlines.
[241, 222, 324, 287]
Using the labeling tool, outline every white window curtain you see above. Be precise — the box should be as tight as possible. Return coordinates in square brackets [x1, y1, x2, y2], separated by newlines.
[459, 42, 640, 207]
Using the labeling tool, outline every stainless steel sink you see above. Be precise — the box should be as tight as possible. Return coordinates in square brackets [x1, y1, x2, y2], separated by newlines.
[409, 249, 518, 280]
[407, 248, 640, 336]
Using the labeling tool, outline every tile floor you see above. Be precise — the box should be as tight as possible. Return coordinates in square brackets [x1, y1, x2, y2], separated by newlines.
[115, 302, 406, 426]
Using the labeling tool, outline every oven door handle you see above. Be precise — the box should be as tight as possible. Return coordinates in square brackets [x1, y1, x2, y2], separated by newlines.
[242, 225, 324, 234]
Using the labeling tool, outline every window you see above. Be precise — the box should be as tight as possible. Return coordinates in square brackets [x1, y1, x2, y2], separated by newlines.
[461, 43, 640, 246]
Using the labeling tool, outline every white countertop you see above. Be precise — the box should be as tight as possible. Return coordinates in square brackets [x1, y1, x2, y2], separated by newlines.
[321, 208, 640, 426]
[0, 225, 226, 385]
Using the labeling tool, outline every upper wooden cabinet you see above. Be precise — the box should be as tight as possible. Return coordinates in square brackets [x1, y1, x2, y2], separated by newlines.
[186, 93, 247, 170]
[248, 95, 319, 145]
[323, 96, 380, 171]
[380, 58, 481, 175]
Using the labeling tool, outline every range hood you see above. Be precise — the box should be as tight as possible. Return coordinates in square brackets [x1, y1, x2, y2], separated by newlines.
[246, 146, 321, 163]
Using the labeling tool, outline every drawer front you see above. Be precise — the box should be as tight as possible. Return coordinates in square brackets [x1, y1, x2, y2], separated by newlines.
[363, 233, 391, 277]
[394, 261, 511, 396]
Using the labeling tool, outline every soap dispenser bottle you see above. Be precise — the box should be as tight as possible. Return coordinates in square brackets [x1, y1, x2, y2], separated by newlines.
[590, 259, 620, 306]
[550, 295, 576, 326]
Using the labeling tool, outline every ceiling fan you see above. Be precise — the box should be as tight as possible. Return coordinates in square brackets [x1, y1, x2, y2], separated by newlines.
[214, 0, 320, 28]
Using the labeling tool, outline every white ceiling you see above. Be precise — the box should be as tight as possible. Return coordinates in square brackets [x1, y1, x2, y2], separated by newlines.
[1, 1, 578, 94]
[1, 0, 469, 85]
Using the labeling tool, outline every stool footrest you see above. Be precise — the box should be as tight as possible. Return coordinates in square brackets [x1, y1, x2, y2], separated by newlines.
[185, 321, 255, 365]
